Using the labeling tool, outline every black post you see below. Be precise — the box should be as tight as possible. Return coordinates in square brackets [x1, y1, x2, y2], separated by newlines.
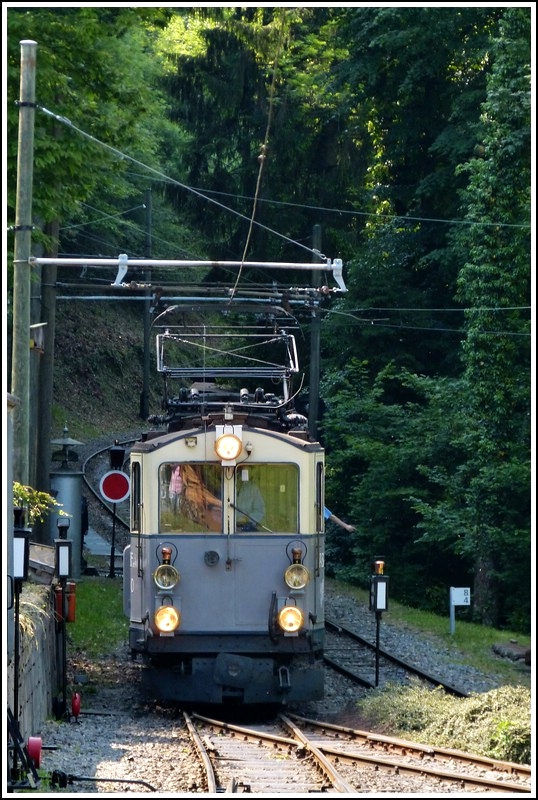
[108, 502, 117, 579]
[12, 578, 22, 777]
[54, 522, 72, 720]
[108, 440, 125, 579]
[369, 556, 388, 689]
[375, 611, 381, 687]
[12, 522, 30, 771]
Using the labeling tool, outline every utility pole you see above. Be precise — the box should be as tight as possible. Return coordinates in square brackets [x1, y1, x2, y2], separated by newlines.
[308, 224, 322, 440]
[11, 40, 37, 484]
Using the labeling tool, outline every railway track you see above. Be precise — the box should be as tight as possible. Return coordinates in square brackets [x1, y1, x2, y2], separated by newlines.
[183, 711, 531, 793]
[324, 618, 470, 696]
[185, 711, 353, 793]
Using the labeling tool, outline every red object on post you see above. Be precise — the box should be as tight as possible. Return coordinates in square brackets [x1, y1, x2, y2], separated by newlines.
[99, 470, 130, 503]
[54, 581, 77, 622]
[71, 691, 81, 720]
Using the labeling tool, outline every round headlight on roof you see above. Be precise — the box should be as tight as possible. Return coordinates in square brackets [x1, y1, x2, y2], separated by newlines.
[215, 433, 243, 460]
[284, 563, 310, 590]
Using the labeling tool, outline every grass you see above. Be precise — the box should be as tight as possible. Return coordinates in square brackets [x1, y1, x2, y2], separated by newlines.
[67, 571, 127, 658]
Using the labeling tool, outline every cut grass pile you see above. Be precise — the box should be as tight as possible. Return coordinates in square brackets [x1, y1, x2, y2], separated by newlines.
[356, 680, 531, 765]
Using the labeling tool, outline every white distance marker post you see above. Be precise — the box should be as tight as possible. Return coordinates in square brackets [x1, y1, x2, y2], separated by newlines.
[449, 587, 471, 634]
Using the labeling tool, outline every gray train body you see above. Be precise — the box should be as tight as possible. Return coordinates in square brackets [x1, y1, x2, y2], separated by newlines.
[123, 409, 325, 705]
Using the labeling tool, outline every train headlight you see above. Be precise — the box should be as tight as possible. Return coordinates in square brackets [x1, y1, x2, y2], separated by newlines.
[284, 563, 310, 590]
[278, 605, 304, 633]
[215, 433, 242, 461]
[153, 564, 180, 590]
[154, 603, 180, 633]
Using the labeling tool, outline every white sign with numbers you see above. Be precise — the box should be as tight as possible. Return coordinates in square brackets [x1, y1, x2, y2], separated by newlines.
[449, 587, 471, 634]
[450, 587, 471, 606]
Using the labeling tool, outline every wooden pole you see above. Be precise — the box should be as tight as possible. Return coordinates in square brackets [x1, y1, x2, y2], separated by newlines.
[11, 40, 37, 483]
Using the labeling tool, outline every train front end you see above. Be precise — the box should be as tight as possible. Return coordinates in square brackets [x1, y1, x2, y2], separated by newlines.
[124, 415, 325, 705]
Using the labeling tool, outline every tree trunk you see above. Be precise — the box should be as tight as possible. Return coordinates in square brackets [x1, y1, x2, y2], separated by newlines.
[473, 552, 499, 626]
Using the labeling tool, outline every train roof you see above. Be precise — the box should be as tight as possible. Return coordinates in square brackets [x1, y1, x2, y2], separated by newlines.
[150, 316, 310, 432]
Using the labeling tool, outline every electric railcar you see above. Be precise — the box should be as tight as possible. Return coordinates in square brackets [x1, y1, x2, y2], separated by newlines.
[123, 315, 326, 705]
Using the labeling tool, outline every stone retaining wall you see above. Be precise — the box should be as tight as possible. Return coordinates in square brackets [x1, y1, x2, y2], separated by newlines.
[7, 584, 59, 743]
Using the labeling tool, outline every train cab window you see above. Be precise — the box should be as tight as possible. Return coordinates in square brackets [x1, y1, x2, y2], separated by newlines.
[160, 463, 222, 533]
[131, 462, 141, 533]
[235, 464, 298, 533]
[316, 461, 324, 533]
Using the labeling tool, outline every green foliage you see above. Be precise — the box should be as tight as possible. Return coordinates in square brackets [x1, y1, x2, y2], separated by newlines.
[13, 481, 68, 525]
[322, 366, 467, 600]
[321, 354, 530, 630]
[6, 7, 181, 260]
[357, 682, 531, 764]
[446, 7, 531, 626]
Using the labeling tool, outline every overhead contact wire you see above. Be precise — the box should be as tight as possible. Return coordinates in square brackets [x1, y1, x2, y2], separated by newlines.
[230, 13, 287, 301]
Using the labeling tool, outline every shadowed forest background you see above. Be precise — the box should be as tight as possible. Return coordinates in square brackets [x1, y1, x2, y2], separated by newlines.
[6, 6, 531, 632]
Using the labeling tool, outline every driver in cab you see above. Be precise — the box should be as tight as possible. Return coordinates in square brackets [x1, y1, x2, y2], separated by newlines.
[235, 468, 265, 531]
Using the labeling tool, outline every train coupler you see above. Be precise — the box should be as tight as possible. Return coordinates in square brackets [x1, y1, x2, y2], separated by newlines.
[278, 665, 291, 690]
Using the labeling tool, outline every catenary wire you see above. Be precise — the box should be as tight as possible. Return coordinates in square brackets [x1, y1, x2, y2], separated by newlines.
[37, 104, 324, 262]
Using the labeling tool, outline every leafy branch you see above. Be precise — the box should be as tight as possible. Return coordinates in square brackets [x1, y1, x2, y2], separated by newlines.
[13, 481, 70, 525]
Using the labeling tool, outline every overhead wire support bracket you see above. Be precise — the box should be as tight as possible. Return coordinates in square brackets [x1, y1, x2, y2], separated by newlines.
[28, 255, 348, 293]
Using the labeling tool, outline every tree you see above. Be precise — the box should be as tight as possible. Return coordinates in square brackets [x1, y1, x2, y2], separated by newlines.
[321, 362, 472, 610]
[6, 8, 531, 623]
[6, 8, 173, 246]
[6, 7, 179, 501]
[408, 8, 531, 628]
[450, 7, 531, 626]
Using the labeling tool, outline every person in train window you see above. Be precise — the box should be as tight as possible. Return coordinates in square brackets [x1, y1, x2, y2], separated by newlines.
[168, 464, 184, 514]
[236, 468, 265, 531]
[182, 464, 222, 531]
[324, 506, 355, 532]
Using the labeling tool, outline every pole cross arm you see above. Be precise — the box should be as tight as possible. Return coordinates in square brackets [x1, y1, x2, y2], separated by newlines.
[28, 255, 348, 293]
